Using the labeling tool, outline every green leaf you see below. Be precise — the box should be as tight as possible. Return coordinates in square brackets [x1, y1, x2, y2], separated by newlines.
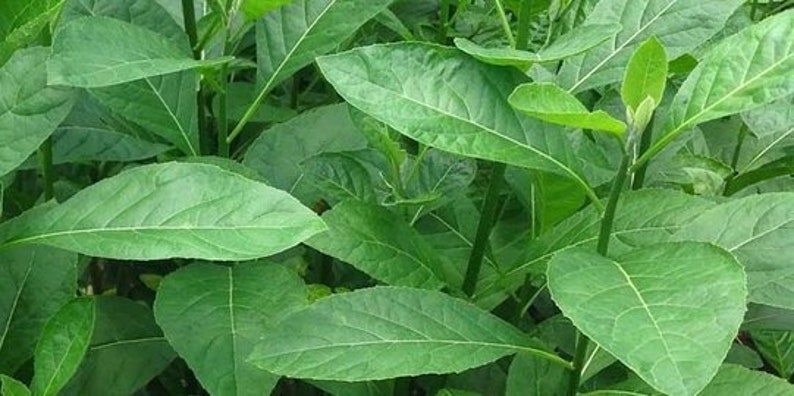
[48, 16, 227, 87]
[674, 193, 794, 310]
[557, 0, 744, 92]
[31, 298, 95, 396]
[643, 10, 794, 164]
[301, 153, 377, 204]
[509, 83, 627, 134]
[60, 297, 175, 396]
[621, 36, 667, 114]
[0, 0, 63, 66]
[317, 43, 598, 201]
[249, 286, 569, 380]
[699, 364, 794, 396]
[401, 149, 476, 217]
[0, 246, 77, 375]
[547, 242, 747, 396]
[47, 127, 169, 164]
[0, 162, 325, 261]
[738, 96, 794, 174]
[751, 330, 794, 379]
[307, 201, 446, 289]
[155, 261, 307, 396]
[308, 379, 394, 396]
[243, 104, 368, 205]
[0, 374, 30, 396]
[241, 0, 293, 19]
[255, 0, 393, 96]
[506, 352, 566, 396]
[0, 46, 74, 178]
[454, 23, 620, 68]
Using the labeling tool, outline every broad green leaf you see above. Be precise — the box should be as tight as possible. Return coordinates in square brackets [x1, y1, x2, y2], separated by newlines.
[241, 0, 293, 19]
[0, 162, 325, 261]
[476, 189, 716, 306]
[454, 23, 620, 68]
[401, 149, 476, 218]
[621, 37, 667, 113]
[249, 286, 568, 380]
[644, 10, 794, 164]
[751, 330, 794, 379]
[675, 193, 794, 310]
[738, 96, 794, 173]
[506, 352, 566, 396]
[0, 375, 29, 396]
[699, 364, 794, 396]
[0, 47, 74, 178]
[548, 242, 746, 396]
[725, 343, 763, 369]
[308, 379, 394, 396]
[46, 127, 170, 164]
[557, 0, 744, 92]
[301, 153, 376, 204]
[59, 0, 188, 43]
[317, 43, 597, 201]
[307, 201, 446, 289]
[60, 297, 175, 396]
[243, 104, 368, 205]
[0, 246, 76, 375]
[31, 298, 95, 396]
[509, 83, 627, 134]
[48, 16, 227, 87]
[0, 0, 63, 65]
[255, 0, 393, 97]
[155, 262, 307, 396]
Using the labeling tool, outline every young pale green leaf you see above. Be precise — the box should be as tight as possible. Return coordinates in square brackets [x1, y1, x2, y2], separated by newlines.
[60, 297, 175, 396]
[253, 0, 393, 103]
[48, 16, 227, 87]
[509, 83, 627, 134]
[32, 298, 95, 396]
[249, 286, 568, 380]
[674, 193, 794, 310]
[241, 0, 292, 19]
[317, 43, 597, 201]
[307, 201, 447, 289]
[0, 0, 62, 65]
[751, 330, 794, 379]
[621, 36, 667, 113]
[301, 153, 377, 204]
[699, 364, 794, 396]
[557, 0, 744, 92]
[642, 10, 794, 165]
[0, 246, 77, 375]
[0, 375, 30, 396]
[454, 23, 620, 68]
[0, 46, 75, 178]
[155, 262, 307, 396]
[0, 162, 325, 261]
[548, 242, 747, 396]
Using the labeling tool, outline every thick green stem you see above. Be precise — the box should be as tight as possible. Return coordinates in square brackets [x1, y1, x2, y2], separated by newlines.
[568, 137, 633, 395]
[437, 0, 451, 44]
[181, 0, 200, 58]
[462, 163, 506, 297]
[38, 138, 55, 201]
[493, 0, 516, 48]
[515, 0, 534, 50]
[217, 67, 230, 157]
[630, 114, 655, 190]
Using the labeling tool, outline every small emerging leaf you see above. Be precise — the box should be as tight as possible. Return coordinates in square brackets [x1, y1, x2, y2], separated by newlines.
[509, 83, 626, 134]
[621, 36, 667, 113]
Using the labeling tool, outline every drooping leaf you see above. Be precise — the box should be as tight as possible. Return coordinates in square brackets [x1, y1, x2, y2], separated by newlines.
[301, 153, 377, 204]
[506, 352, 566, 396]
[155, 262, 308, 396]
[0, 246, 77, 375]
[674, 193, 794, 310]
[751, 330, 794, 379]
[31, 298, 95, 396]
[243, 103, 368, 205]
[454, 23, 620, 68]
[249, 286, 568, 380]
[48, 16, 227, 87]
[557, 0, 744, 92]
[0, 46, 74, 178]
[0, 374, 30, 396]
[317, 43, 597, 200]
[509, 83, 627, 134]
[621, 36, 667, 113]
[699, 364, 794, 396]
[547, 243, 747, 396]
[255, 0, 394, 96]
[307, 201, 446, 289]
[643, 10, 794, 163]
[60, 297, 175, 396]
[0, 162, 325, 261]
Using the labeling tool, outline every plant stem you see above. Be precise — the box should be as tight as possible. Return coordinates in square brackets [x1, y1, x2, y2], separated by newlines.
[515, 0, 533, 50]
[568, 132, 634, 395]
[462, 162, 506, 297]
[630, 114, 655, 190]
[437, 0, 451, 44]
[181, 0, 200, 58]
[217, 68, 230, 157]
[493, 0, 516, 48]
[38, 138, 55, 201]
